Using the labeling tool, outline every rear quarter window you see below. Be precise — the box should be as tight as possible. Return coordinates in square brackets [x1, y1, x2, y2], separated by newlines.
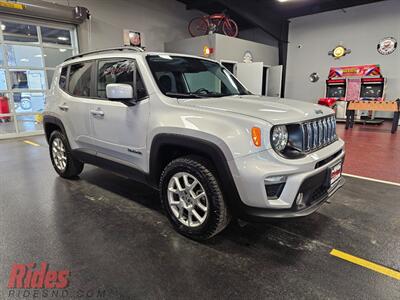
[68, 61, 93, 97]
[59, 66, 68, 91]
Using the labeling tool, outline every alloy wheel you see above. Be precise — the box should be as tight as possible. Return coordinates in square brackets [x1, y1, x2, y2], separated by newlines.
[167, 172, 209, 228]
[51, 137, 67, 171]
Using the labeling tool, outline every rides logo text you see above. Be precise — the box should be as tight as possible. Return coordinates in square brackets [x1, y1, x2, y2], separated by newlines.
[8, 262, 69, 292]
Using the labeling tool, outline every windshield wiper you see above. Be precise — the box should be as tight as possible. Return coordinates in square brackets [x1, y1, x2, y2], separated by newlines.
[165, 92, 206, 98]
[199, 92, 229, 97]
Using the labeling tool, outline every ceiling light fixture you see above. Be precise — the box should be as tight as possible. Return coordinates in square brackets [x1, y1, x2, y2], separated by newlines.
[59, 48, 67, 52]
[1, 24, 5, 31]
[57, 36, 69, 41]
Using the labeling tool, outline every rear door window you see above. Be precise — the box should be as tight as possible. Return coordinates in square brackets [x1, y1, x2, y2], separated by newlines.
[68, 61, 93, 97]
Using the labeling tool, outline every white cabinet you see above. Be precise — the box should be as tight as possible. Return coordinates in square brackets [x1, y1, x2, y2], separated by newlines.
[236, 62, 282, 97]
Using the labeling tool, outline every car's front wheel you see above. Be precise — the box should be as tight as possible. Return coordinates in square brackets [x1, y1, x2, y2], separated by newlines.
[49, 130, 84, 178]
[160, 156, 231, 240]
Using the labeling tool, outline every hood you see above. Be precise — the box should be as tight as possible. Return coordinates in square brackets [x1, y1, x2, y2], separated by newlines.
[178, 95, 334, 125]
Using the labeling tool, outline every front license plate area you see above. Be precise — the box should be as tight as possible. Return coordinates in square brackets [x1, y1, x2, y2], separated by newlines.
[330, 162, 342, 185]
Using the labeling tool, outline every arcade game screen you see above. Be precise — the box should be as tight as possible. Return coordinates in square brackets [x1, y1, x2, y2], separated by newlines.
[360, 84, 383, 100]
[326, 85, 346, 98]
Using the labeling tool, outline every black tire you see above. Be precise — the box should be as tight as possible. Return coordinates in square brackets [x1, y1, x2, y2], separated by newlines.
[160, 155, 231, 240]
[49, 130, 84, 179]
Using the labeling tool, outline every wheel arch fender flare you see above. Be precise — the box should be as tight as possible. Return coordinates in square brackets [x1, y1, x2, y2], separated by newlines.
[43, 115, 68, 143]
[149, 133, 243, 214]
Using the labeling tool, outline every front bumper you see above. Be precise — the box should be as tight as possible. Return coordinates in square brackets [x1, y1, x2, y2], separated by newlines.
[229, 139, 345, 220]
[239, 174, 344, 221]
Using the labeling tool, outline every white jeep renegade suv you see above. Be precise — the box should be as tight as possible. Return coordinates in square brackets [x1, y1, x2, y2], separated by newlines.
[43, 47, 345, 240]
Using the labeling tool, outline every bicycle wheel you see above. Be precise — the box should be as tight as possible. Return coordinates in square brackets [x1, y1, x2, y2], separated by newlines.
[188, 17, 208, 37]
[222, 19, 238, 37]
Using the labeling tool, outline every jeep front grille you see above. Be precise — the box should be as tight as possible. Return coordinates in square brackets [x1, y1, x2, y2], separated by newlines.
[301, 116, 337, 152]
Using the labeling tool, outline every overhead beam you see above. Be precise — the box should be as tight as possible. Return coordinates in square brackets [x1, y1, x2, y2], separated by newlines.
[282, 0, 386, 18]
[185, 0, 217, 10]
[214, 0, 286, 42]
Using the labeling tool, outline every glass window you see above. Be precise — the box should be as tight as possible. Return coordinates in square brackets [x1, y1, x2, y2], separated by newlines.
[17, 115, 42, 133]
[146, 55, 250, 97]
[0, 45, 3, 66]
[43, 47, 73, 68]
[10, 70, 46, 90]
[13, 92, 45, 113]
[184, 72, 220, 94]
[40, 26, 72, 45]
[59, 67, 68, 91]
[68, 62, 92, 97]
[97, 59, 135, 98]
[2, 21, 38, 42]
[0, 70, 7, 90]
[0, 92, 12, 114]
[6, 45, 43, 68]
[136, 72, 147, 99]
[0, 20, 77, 138]
[97, 59, 147, 99]
[0, 116, 16, 134]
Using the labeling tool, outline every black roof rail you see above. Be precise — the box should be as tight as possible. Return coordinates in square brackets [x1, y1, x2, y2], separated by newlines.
[64, 46, 144, 62]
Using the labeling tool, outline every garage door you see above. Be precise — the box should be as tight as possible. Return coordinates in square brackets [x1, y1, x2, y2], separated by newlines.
[0, 16, 78, 139]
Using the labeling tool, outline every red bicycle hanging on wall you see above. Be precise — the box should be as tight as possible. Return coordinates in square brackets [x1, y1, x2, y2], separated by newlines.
[188, 12, 239, 37]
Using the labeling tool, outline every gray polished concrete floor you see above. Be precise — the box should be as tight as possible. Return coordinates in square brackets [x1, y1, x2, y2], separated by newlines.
[0, 136, 399, 299]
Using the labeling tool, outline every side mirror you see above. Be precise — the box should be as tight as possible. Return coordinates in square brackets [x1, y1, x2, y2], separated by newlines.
[106, 83, 134, 101]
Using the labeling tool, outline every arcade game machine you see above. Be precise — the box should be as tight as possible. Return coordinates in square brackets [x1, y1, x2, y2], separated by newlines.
[319, 64, 385, 124]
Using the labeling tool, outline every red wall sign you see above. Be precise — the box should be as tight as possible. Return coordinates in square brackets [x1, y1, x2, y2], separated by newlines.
[328, 64, 382, 78]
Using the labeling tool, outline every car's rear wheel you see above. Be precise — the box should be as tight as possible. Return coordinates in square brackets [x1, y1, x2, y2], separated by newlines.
[160, 156, 231, 240]
[49, 130, 84, 178]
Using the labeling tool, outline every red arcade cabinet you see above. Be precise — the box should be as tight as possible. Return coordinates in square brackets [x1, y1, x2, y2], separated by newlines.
[319, 64, 386, 124]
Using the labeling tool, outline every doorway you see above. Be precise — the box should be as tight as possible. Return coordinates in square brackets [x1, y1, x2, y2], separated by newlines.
[0, 16, 78, 139]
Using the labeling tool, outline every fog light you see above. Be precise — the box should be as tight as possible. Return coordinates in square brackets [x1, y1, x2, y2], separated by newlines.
[265, 176, 287, 199]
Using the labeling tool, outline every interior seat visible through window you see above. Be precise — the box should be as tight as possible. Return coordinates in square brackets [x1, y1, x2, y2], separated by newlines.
[159, 75, 172, 93]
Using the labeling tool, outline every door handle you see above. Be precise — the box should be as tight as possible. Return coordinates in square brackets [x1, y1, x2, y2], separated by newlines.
[58, 103, 69, 111]
[90, 109, 105, 118]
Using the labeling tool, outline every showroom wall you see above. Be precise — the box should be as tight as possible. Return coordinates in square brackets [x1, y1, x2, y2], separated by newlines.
[164, 33, 279, 66]
[239, 28, 278, 48]
[214, 34, 278, 65]
[43, 0, 199, 52]
[285, 0, 400, 103]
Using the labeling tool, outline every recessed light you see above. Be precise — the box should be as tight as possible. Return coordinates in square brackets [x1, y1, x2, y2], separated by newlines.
[57, 36, 69, 41]
[277, 0, 288, 2]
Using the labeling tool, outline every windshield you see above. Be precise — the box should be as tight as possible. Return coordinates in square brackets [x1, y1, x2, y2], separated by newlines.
[146, 55, 251, 98]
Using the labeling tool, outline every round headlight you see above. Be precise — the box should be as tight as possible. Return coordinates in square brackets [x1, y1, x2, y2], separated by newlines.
[271, 125, 288, 152]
